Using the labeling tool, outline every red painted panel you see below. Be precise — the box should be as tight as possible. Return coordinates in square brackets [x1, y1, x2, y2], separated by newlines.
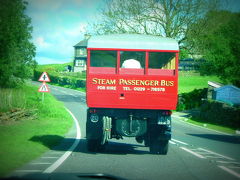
[148, 69, 175, 76]
[86, 74, 178, 110]
[86, 49, 179, 110]
[119, 68, 144, 75]
[89, 67, 116, 74]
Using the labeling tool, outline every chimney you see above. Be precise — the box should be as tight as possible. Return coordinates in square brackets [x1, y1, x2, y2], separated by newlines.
[84, 34, 91, 40]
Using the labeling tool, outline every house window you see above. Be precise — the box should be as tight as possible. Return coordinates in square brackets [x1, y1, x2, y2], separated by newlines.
[76, 48, 86, 57]
[75, 60, 85, 67]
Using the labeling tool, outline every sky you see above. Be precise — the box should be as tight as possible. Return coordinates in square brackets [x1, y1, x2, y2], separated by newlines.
[25, 0, 104, 65]
[25, 0, 240, 65]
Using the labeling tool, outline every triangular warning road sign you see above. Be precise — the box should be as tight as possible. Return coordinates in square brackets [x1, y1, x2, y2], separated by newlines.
[38, 82, 50, 92]
[38, 72, 51, 82]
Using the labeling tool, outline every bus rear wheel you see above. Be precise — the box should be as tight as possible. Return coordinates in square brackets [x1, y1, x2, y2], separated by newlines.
[87, 139, 101, 152]
[149, 139, 169, 155]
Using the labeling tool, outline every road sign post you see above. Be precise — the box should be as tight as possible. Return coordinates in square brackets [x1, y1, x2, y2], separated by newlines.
[38, 72, 51, 103]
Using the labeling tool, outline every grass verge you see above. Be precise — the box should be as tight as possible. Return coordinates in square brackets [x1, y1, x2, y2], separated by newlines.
[178, 72, 221, 93]
[0, 84, 73, 177]
[184, 118, 236, 135]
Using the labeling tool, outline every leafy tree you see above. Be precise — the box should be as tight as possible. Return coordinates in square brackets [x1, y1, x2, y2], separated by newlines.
[90, 0, 219, 48]
[190, 11, 240, 87]
[0, 0, 36, 88]
[179, 49, 190, 60]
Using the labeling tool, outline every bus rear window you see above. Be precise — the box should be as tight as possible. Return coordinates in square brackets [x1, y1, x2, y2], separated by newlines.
[120, 51, 145, 69]
[90, 50, 117, 67]
[149, 52, 176, 69]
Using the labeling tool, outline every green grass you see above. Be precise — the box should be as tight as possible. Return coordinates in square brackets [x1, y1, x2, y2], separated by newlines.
[36, 62, 72, 73]
[186, 118, 236, 134]
[0, 84, 73, 177]
[36, 62, 86, 79]
[0, 88, 27, 112]
[178, 71, 222, 93]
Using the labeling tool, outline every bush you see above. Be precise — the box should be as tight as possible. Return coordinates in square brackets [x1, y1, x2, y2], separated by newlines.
[33, 70, 86, 89]
[177, 88, 207, 111]
[200, 100, 240, 128]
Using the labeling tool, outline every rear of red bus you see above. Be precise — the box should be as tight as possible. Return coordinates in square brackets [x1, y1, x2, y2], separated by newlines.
[85, 34, 179, 154]
[86, 35, 179, 110]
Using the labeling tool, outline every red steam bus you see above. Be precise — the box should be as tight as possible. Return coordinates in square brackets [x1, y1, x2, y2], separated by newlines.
[86, 34, 179, 154]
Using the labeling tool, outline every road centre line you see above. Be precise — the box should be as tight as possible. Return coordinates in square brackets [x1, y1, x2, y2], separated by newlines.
[198, 148, 234, 161]
[204, 156, 226, 159]
[43, 108, 81, 174]
[171, 138, 189, 145]
[49, 151, 63, 154]
[218, 166, 240, 178]
[59, 90, 68, 94]
[228, 166, 240, 169]
[15, 170, 42, 173]
[217, 161, 240, 165]
[169, 140, 176, 145]
[57, 89, 78, 97]
[31, 163, 52, 165]
[180, 147, 206, 159]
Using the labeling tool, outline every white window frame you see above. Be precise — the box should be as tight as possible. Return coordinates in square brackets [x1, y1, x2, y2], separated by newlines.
[75, 60, 85, 67]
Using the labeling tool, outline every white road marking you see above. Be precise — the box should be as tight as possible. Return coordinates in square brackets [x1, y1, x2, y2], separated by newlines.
[15, 170, 42, 173]
[57, 89, 80, 98]
[171, 138, 189, 145]
[169, 140, 176, 145]
[198, 148, 234, 160]
[59, 90, 67, 94]
[218, 166, 240, 178]
[204, 156, 226, 159]
[180, 147, 206, 159]
[49, 151, 63, 154]
[31, 163, 52, 165]
[43, 108, 81, 174]
[217, 161, 240, 165]
[41, 157, 58, 159]
[228, 166, 240, 169]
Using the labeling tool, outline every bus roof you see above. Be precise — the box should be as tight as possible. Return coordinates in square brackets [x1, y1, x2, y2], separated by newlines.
[87, 34, 179, 51]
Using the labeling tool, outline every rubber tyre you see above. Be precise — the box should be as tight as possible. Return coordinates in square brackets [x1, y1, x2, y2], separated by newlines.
[149, 139, 169, 155]
[87, 139, 101, 152]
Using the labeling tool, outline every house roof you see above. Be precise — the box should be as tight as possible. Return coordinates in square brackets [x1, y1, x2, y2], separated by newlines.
[74, 39, 88, 47]
[208, 81, 223, 88]
[87, 34, 179, 51]
[215, 85, 240, 92]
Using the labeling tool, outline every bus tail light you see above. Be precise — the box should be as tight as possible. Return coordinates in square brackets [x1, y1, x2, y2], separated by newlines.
[89, 109, 97, 114]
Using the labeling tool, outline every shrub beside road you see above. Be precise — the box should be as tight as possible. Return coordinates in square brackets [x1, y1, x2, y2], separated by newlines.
[33, 63, 86, 92]
[0, 84, 73, 177]
[178, 72, 240, 133]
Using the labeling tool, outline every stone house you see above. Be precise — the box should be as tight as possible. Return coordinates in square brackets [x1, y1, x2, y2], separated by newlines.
[73, 34, 90, 72]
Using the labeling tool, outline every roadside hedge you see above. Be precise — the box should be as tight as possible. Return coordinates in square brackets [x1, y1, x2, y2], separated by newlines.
[33, 70, 86, 89]
[177, 88, 208, 111]
[200, 100, 240, 129]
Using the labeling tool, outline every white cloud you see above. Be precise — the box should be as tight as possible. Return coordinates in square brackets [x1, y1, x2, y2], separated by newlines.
[35, 36, 52, 49]
[26, 0, 100, 65]
[64, 23, 87, 37]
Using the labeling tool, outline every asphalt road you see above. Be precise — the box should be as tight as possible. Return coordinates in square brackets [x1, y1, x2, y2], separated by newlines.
[10, 83, 240, 180]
